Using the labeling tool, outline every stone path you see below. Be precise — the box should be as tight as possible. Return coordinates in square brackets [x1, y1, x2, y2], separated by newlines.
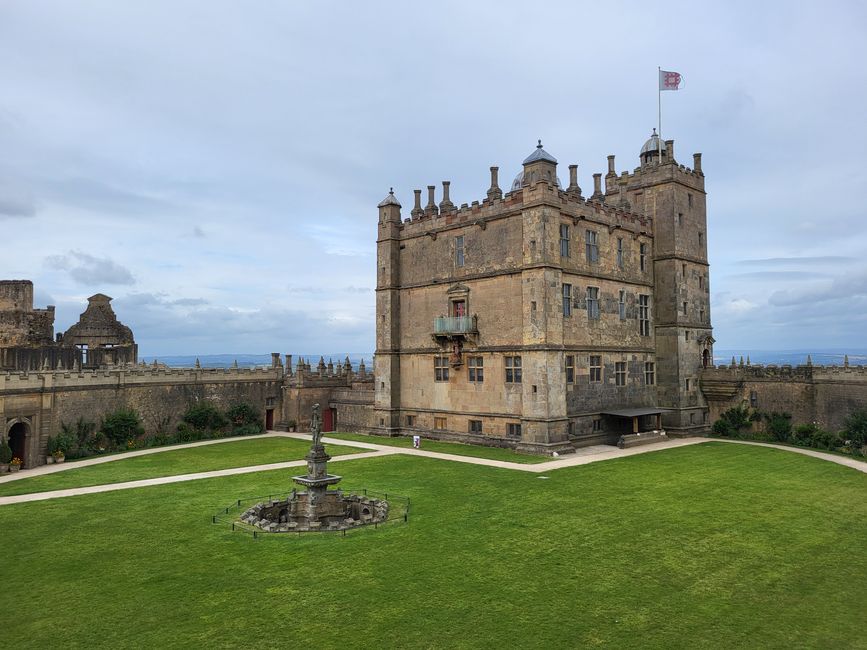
[0, 432, 863, 507]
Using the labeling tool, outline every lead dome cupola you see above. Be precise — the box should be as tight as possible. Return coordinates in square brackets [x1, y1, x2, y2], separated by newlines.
[512, 140, 562, 190]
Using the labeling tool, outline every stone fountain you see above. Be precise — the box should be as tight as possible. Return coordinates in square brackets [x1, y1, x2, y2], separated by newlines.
[240, 403, 388, 532]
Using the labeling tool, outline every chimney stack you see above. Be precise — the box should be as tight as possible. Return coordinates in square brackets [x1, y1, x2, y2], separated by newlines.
[693, 152, 702, 174]
[606, 155, 616, 176]
[567, 164, 581, 196]
[487, 166, 502, 200]
[439, 180, 455, 212]
[411, 189, 423, 219]
[425, 185, 438, 216]
[665, 140, 674, 161]
[592, 173, 603, 199]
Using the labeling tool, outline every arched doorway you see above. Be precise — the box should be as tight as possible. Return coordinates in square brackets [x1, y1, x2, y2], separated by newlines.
[8, 421, 28, 466]
[702, 349, 710, 369]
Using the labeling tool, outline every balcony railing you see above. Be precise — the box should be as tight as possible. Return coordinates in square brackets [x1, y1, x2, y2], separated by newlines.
[433, 315, 477, 335]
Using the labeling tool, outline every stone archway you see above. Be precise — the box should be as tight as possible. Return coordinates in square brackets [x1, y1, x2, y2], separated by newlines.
[7, 420, 30, 467]
[702, 349, 710, 369]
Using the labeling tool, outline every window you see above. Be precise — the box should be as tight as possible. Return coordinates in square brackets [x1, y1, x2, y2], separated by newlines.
[468, 356, 484, 383]
[685, 378, 692, 391]
[689, 412, 696, 425]
[505, 356, 522, 383]
[700, 308, 705, 322]
[682, 263, 687, 277]
[615, 361, 627, 386]
[562, 283, 572, 317]
[683, 301, 688, 315]
[77, 343, 88, 365]
[507, 423, 522, 438]
[592, 418, 602, 432]
[639, 243, 647, 271]
[406, 415, 415, 426]
[688, 193, 693, 208]
[699, 274, 704, 289]
[589, 355, 602, 383]
[750, 390, 758, 408]
[685, 330, 691, 341]
[619, 290, 626, 320]
[469, 420, 483, 434]
[565, 355, 575, 383]
[585, 229, 598, 262]
[616, 238, 624, 268]
[678, 213, 683, 226]
[451, 300, 466, 318]
[698, 232, 703, 246]
[434, 356, 449, 381]
[434, 417, 447, 430]
[455, 235, 465, 267]
[568, 421, 574, 436]
[559, 224, 570, 258]
[638, 294, 650, 336]
[645, 362, 655, 385]
[587, 287, 600, 320]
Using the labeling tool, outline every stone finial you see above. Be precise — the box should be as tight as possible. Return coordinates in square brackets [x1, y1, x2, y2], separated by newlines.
[327, 358, 334, 375]
[746, 355, 751, 366]
[195, 358, 201, 369]
[693, 152, 703, 174]
[739, 356, 744, 367]
[152, 359, 158, 368]
[358, 359, 367, 378]
[425, 185, 438, 216]
[591, 173, 603, 199]
[344, 356, 352, 371]
[606, 155, 616, 176]
[232, 359, 239, 369]
[439, 181, 455, 212]
[487, 166, 502, 200]
[567, 164, 581, 196]
[730, 356, 737, 368]
[411, 189, 423, 219]
[806, 354, 813, 366]
[317, 356, 326, 375]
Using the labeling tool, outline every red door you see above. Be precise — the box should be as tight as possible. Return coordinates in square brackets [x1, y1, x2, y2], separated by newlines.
[323, 408, 335, 432]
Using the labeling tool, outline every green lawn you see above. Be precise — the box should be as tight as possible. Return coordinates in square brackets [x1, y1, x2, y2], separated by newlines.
[327, 431, 550, 463]
[0, 437, 365, 497]
[2, 442, 866, 648]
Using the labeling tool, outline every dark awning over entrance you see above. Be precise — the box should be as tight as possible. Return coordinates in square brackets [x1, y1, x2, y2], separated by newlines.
[601, 407, 670, 418]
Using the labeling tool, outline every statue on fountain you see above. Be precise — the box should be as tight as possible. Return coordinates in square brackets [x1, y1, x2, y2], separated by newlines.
[310, 403, 323, 447]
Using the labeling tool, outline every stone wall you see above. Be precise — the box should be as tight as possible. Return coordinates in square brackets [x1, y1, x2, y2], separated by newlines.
[0, 366, 284, 468]
[700, 364, 867, 431]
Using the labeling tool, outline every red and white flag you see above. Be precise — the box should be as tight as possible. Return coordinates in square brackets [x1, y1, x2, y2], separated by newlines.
[659, 69, 682, 91]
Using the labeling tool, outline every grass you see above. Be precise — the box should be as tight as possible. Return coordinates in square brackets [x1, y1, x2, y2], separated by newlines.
[1, 442, 866, 648]
[0, 437, 365, 497]
[327, 431, 550, 463]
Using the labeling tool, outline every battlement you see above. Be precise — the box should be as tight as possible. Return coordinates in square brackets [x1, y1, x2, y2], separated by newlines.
[1, 364, 285, 391]
[394, 177, 652, 240]
[701, 362, 867, 381]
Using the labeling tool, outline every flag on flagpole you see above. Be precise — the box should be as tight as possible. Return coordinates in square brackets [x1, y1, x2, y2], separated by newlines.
[659, 69, 683, 91]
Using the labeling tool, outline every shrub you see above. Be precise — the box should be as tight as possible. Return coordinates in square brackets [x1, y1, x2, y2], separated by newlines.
[60, 418, 98, 458]
[0, 441, 12, 464]
[182, 401, 227, 433]
[226, 402, 263, 436]
[101, 409, 145, 446]
[843, 409, 867, 447]
[792, 423, 841, 451]
[176, 422, 205, 443]
[713, 404, 755, 438]
[764, 412, 793, 443]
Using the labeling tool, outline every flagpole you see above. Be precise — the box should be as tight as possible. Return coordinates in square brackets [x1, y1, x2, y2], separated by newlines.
[657, 66, 662, 162]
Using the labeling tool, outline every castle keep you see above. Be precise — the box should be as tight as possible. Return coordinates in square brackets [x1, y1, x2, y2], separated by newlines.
[374, 135, 712, 453]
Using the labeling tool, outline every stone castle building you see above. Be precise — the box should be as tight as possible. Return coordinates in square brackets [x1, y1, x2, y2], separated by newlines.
[374, 134, 712, 453]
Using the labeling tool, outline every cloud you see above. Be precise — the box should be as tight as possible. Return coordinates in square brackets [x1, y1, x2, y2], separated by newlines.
[767, 270, 867, 308]
[738, 256, 858, 267]
[44, 251, 136, 286]
[0, 181, 36, 218]
[192, 226, 206, 238]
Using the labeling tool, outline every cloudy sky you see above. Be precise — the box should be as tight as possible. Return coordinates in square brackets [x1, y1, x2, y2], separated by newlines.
[1, 1, 866, 355]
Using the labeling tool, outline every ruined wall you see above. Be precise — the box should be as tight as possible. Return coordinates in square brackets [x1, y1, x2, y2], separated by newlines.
[700, 364, 867, 431]
[331, 382, 375, 432]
